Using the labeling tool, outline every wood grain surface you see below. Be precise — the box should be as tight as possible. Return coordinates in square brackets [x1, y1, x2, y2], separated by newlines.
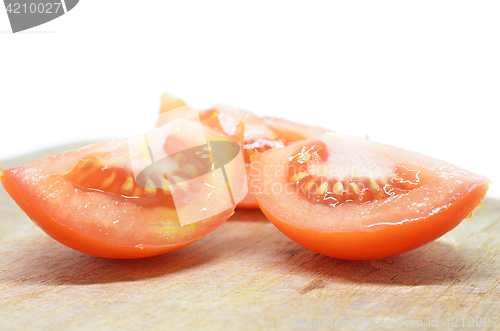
[0, 144, 498, 331]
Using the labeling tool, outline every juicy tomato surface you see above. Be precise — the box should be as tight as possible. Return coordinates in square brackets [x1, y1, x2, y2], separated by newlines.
[1, 119, 246, 259]
[157, 94, 328, 209]
[250, 132, 490, 260]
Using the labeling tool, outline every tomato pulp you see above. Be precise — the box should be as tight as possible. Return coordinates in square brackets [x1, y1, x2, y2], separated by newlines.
[250, 132, 490, 260]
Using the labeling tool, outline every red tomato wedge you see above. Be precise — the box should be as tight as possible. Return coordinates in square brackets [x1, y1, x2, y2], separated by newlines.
[156, 94, 328, 209]
[1, 119, 246, 259]
[250, 132, 490, 260]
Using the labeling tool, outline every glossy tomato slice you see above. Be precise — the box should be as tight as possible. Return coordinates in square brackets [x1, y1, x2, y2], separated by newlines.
[1, 119, 246, 259]
[156, 94, 328, 209]
[250, 132, 490, 260]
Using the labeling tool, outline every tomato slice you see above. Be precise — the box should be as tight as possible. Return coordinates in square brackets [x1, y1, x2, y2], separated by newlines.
[250, 132, 490, 260]
[157, 95, 328, 209]
[1, 119, 246, 259]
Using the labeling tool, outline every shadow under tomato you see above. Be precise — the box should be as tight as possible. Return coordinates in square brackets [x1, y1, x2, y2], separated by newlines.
[218, 216, 480, 288]
[279, 198, 500, 289]
[278, 239, 478, 288]
[0, 221, 487, 289]
[229, 207, 269, 222]
[1, 236, 223, 286]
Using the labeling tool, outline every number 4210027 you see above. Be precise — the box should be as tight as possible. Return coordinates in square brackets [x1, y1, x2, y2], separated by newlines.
[6, 2, 62, 14]
[442, 317, 498, 328]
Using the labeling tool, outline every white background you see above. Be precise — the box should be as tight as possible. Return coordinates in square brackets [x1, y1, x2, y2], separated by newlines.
[1, 1, 499, 198]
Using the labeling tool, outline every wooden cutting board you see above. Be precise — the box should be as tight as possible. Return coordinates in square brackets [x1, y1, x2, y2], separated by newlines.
[0, 143, 499, 330]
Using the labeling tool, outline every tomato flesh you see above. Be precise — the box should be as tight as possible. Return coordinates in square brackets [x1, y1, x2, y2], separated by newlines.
[1, 119, 245, 259]
[250, 132, 490, 260]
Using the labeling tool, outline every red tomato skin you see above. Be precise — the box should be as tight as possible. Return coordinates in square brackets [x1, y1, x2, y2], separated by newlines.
[1, 169, 202, 259]
[255, 181, 489, 260]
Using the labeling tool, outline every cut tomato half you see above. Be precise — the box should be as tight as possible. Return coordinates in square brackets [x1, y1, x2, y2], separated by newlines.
[1, 119, 246, 259]
[250, 132, 490, 260]
[156, 94, 328, 209]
